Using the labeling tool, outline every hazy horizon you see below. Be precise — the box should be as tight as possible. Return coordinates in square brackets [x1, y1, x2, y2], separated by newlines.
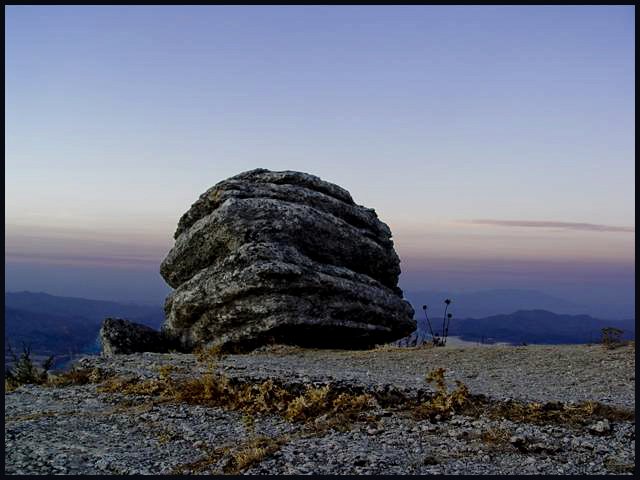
[5, 6, 635, 315]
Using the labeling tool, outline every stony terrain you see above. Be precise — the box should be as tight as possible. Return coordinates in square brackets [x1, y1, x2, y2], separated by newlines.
[4, 344, 635, 475]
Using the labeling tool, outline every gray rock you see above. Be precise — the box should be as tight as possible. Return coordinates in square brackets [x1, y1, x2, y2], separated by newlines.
[509, 435, 527, 449]
[392, 330, 432, 347]
[160, 169, 415, 351]
[100, 318, 173, 356]
[587, 419, 611, 435]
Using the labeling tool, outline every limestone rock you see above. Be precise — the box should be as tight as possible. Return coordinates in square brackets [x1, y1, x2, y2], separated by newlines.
[100, 318, 171, 356]
[160, 168, 415, 351]
[587, 419, 611, 435]
[392, 331, 432, 347]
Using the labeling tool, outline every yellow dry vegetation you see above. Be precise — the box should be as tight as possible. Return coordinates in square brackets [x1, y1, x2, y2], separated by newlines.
[46, 367, 111, 387]
[479, 427, 512, 447]
[412, 367, 634, 427]
[486, 398, 634, 426]
[413, 367, 471, 421]
[223, 435, 289, 474]
[96, 345, 376, 429]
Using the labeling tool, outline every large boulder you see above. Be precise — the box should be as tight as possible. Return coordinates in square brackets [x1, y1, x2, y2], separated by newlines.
[160, 168, 415, 351]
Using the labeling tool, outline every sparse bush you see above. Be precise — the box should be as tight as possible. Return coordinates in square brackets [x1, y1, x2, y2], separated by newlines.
[601, 327, 625, 349]
[485, 398, 634, 426]
[157, 351, 375, 474]
[4, 343, 54, 392]
[479, 427, 512, 447]
[156, 428, 179, 445]
[194, 344, 225, 365]
[223, 435, 288, 474]
[47, 367, 111, 387]
[413, 367, 470, 421]
[171, 433, 290, 475]
[421, 299, 454, 346]
[97, 347, 375, 431]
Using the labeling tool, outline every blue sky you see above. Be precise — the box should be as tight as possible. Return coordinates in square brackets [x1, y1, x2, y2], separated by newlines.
[5, 6, 635, 312]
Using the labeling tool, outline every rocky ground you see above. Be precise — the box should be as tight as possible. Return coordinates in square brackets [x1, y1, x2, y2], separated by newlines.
[4, 343, 636, 475]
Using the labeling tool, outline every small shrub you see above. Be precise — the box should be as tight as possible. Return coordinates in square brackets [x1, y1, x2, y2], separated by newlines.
[97, 364, 374, 431]
[421, 299, 454, 346]
[156, 428, 179, 445]
[241, 413, 256, 435]
[479, 427, 512, 448]
[413, 367, 470, 421]
[284, 385, 331, 421]
[485, 398, 634, 426]
[5, 343, 54, 392]
[194, 344, 225, 365]
[601, 327, 625, 349]
[48, 367, 111, 387]
[172, 433, 290, 475]
[223, 435, 288, 474]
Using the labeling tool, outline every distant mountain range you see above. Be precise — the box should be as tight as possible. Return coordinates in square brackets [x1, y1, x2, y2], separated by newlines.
[4, 292, 164, 367]
[3, 291, 635, 367]
[440, 310, 635, 345]
[403, 288, 634, 320]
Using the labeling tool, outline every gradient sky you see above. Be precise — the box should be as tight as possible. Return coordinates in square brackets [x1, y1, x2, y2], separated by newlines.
[5, 6, 635, 313]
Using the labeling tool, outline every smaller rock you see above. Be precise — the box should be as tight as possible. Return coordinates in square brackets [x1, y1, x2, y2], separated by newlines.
[100, 318, 175, 356]
[353, 458, 367, 467]
[509, 435, 527, 450]
[422, 455, 439, 465]
[588, 419, 611, 436]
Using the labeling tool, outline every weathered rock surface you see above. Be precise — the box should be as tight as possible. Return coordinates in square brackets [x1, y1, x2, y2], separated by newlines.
[160, 168, 415, 351]
[100, 318, 172, 356]
[393, 330, 432, 347]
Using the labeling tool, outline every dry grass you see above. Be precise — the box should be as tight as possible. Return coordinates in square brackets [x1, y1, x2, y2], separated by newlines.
[483, 398, 634, 427]
[5, 366, 112, 392]
[413, 368, 472, 421]
[47, 367, 111, 387]
[171, 434, 290, 474]
[96, 355, 633, 433]
[478, 427, 512, 450]
[410, 367, 633, 429]
[5, 379, 17, 393]
[4, 410, 62, 422]
[171, 444, 231, 475]
[156, 428, 180, 445]
[96, 345, 376, 431]
[603, 456, 636, 474]
[98, 373, 375, 430]
[600, 327, 626, 350]
[223, 435, 289, 474]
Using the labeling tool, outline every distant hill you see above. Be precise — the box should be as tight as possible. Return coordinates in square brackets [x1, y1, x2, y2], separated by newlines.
[5, 307, 100, 356]
[5, 291, 163, 327]
[403, 288, 634, 320]
[4, 292, 164, 367]
[414, 309, 635, 345]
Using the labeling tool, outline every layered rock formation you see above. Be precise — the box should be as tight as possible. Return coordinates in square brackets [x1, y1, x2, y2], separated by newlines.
[160, 168, 415, 350]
